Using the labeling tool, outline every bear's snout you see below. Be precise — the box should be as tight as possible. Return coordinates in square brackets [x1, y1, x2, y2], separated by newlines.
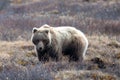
[37, 41, 44, 51]
[37, 45, 44, 51]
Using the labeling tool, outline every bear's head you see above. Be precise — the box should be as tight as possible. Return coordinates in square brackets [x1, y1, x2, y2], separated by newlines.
[31, 25, 52, 52]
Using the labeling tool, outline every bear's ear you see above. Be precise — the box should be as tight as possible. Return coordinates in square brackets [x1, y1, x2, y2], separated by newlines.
[44, 29, 49, 34]
[32, 27, 38, 33]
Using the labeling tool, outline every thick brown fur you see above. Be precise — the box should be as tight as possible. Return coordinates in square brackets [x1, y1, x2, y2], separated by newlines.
[31, 24, 88, 62]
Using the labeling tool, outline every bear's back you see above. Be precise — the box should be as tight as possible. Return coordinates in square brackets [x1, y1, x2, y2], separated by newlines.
[54, 26, 79, 34]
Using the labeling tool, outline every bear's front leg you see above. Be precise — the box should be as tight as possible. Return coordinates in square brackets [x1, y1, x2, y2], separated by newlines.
[49, 52, 59, 61]
[37, 51, 49, 62]
[48, 49, 60, 61]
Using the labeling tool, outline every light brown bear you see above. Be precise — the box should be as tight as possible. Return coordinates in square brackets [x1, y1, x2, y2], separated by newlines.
[31, 24, 88, 62]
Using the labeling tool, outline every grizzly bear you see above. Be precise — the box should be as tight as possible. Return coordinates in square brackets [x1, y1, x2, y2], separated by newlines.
[31, 24, 88, 62]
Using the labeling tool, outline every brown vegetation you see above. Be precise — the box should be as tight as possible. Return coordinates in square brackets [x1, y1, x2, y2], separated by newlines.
[0, 35, 120, 79]
[0, 0, 120, 80]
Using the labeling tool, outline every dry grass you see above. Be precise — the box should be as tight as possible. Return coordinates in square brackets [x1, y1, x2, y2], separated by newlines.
[0, 34, 119, 79]
[0, 0, 120, 80]
[55, 70, 117, 80]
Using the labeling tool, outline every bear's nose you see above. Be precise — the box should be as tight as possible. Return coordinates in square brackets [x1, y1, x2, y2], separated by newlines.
[39, 47, 42, 50]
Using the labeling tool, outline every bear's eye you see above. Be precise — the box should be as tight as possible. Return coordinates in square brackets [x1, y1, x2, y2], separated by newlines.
[43, 39, 49, 45]
[33, 39, 39, 45]
[43, 40, 46, 43]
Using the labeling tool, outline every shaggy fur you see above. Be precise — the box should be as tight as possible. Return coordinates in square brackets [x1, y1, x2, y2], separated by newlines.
[31, 24, 88, 62]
